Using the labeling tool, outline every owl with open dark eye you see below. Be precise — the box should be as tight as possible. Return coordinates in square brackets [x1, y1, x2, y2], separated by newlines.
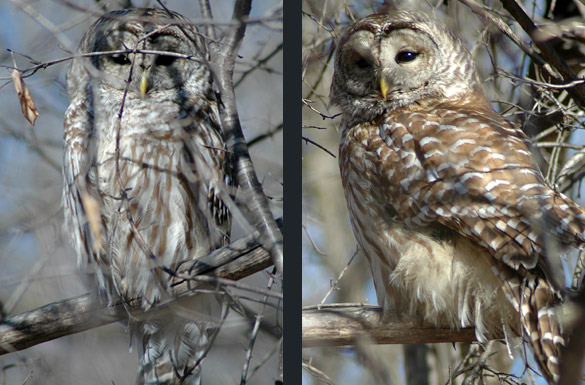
[332, 10, 585, 383]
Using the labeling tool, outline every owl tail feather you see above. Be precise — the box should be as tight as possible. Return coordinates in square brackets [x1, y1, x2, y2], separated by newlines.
[496, 266, 564, 383]
[135, 320, 209, 385]
[519, 274, 565, 384]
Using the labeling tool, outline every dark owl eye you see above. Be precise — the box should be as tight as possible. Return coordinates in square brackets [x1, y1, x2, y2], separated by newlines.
[110, 53, 131, 65]
[155, 55, 176, 66]
[395, 51, 419, 63]
[355, 57, 371, 69]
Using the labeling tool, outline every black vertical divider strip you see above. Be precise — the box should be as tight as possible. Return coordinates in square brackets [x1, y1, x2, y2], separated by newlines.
[283, 1, 302, 384]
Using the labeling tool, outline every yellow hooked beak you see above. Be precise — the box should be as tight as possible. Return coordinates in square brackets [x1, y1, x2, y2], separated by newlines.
[380, 76, 389, 99]
[140, 71, 148, 98]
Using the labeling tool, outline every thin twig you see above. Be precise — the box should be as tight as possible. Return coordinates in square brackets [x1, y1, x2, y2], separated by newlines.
[302, 136, 336, 158]
[240, 270, 276, 384]
[247, 124, 283, 147]
[319, 248, 359, 306]
[235, 42, 283, 88]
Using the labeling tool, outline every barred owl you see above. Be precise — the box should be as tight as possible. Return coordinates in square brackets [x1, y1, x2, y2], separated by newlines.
[63, 8, 233, 384]
[332, 11, 585, 383]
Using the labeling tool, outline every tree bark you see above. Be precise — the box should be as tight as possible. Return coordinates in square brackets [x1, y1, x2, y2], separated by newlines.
[302, 305, 487, 347]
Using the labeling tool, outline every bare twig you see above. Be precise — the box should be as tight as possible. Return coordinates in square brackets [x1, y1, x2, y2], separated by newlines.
[302, 359, 337, 385]
[302, 136, 336, 158]
[319, 248, 359, 306]
[247, 123, 283, 147]
[302, 98, 341, 120]
[1, 48, 206, 80]
[241, 270, 276, 384]
[235, 42, 283, 88]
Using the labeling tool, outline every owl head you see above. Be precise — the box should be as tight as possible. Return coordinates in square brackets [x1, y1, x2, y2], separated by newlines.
[330, 11, 488, 126]
[67, 8, 212, 101]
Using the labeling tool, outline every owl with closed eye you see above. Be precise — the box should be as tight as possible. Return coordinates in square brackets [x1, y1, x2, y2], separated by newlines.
[63, 8, 233, 384]
[332, 10, 585, 383]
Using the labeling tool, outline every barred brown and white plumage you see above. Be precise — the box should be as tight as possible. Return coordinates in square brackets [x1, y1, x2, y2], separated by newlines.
[332, 10, 585, 383]
[63, 8, 233, 384]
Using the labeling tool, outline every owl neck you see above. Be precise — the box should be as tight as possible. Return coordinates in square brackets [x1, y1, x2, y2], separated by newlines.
[340, 92, 494, 132]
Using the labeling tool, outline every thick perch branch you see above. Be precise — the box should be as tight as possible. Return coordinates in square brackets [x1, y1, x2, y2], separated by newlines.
[302, 305, 485, 347]
[0, 219, 281, 356]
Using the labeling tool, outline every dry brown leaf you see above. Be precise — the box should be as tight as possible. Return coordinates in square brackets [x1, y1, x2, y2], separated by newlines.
[12, 69, 39, 126]
[80, 192, 104, 252]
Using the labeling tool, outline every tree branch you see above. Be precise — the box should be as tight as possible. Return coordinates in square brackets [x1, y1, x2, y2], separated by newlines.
[302, 305, 484, 347]
[211, 0, 284, 276]
[499, 0, 585, 107]
[0, 218, 282, 356]
[198, 0, 217, 41]
[457, 0, 548, 69]
[559, 290, 585, 385]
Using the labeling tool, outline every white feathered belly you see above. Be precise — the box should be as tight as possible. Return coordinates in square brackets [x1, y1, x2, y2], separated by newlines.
[346, 190, 518, 341]
[87, 106, 213, 306]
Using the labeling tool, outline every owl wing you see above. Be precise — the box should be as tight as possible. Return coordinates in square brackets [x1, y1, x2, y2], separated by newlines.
[377, 98, 585, 274]
[63, 96, 96, 266]
[183, 97, 234, 250]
